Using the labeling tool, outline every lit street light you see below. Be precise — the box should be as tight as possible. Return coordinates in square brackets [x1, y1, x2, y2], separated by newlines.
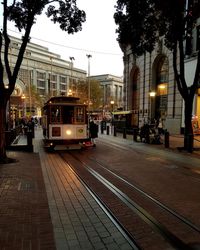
[149, 91, 156, 122]
[21, 94, 26, 117]
[86, 54, 92, 125]
[110, 100, 115, 134]
[69, 56, 75, 96]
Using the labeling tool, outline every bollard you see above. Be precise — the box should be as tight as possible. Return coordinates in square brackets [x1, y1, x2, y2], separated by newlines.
[123, 127, 126, 139]
[133, 128, 138, 142]
[32, 125, 35, 138]
[106, 125, 110, 135]
[101, 124, 104, 134]
[101, 121, 106, 134]
[114, 125, 117, 137]
[187, 134, 193, 153]
[27, 131, 33, 152]
[164, 131, 169, 148]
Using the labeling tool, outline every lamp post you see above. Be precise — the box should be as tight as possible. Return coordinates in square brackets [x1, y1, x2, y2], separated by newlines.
[69, 56, 75, 96]
[110, 100, 114, 134]
[86, 54, 92, 126]
[149, 91, 156, 123]
[26, 51, 32, 116]
[21, 94, 26, 117]
[48, 56, 53, 96]
[110, 100, 114, 114]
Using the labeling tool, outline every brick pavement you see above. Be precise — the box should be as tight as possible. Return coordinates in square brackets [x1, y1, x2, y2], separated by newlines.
[0, 150, 56, 250]
[0, 129, 133, 250]
[1, 127, 200, 250]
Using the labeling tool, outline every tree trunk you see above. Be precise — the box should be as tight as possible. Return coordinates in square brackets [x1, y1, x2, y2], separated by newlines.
[184, 98, 194, 152]
[0, 97, 9, 163]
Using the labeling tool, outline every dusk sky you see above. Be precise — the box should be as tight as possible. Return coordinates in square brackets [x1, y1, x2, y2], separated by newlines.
[4, 0, 124, 77]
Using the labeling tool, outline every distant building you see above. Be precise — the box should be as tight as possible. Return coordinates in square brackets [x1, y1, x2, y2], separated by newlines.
[90, 74, 124, 112]
[4, 36, 86, 118]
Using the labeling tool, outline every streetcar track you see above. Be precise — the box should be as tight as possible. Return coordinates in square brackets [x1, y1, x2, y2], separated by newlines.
[60, 151, 200, 250]
[98, 139, 200, 183]
[58, 152, 141, 250]
[98, 138, 200, 169]
[88, 156, 200, 233]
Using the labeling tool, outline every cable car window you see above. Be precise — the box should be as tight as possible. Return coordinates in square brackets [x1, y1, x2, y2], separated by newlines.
[75, 107, 85, 123]
[50, 106, 62, 123]
[63, 106, 74, 124]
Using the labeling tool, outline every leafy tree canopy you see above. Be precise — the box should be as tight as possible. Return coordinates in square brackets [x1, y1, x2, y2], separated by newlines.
[7, 0, 86, 33]
[0, 0, 86, 162]
[114, 0, 200, 55]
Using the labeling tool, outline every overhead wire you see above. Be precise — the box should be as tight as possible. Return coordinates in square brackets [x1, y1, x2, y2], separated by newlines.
[7, 28, 122, 57]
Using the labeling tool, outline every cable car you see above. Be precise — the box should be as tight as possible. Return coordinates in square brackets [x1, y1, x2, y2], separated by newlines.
[42, 96, 91, 150]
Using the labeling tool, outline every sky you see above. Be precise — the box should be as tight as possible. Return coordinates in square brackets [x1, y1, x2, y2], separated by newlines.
[5, 0, 124, 77]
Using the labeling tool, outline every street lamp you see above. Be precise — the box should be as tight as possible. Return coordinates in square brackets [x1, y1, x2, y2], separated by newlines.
[149, 91, 156, 122]
[26, 50, 32, 116]
[69, 56, 75, 96]
[110, 100, 114, 134]
[21, 94, 26, 117]
[68, 89, 72, 96]
[50, 56, 53, 96]
[86, 54, 92, 124]
[149, 91, 156, 97]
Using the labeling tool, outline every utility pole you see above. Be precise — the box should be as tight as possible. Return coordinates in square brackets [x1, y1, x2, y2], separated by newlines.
[69, 56, 75, 96]
[86, 54, 92, 134]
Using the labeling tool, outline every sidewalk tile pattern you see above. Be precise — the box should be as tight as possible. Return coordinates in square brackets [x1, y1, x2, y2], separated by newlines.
[39, 146, 133, 250]
[0, 151, 56, 250]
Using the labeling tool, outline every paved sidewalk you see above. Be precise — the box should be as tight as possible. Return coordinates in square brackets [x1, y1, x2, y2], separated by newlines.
[99, 129, 200, 157]
[1, 127, 200, 250]
[0, 150, 56, 249]
[0, 129, 133, 250]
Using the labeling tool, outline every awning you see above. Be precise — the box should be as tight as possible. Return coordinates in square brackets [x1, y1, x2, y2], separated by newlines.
[112, 110, 133, 115]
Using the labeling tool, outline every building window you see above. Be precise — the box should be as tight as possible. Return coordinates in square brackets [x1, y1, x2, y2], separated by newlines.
[37, 80, 45, 88]
[60, 84, 66, 91]
[60, 76, 67, 83]
[37, 88, 45, 95]
[37, 72, 46, 79]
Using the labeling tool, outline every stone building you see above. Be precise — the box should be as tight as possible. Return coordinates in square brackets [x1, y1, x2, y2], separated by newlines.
[5, 36, 86, 118]
[122, 16, 200, 135]
[90, 74, 123, 112]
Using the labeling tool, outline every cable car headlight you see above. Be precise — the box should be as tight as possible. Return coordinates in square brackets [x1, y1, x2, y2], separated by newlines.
[66, 129, 72, 135]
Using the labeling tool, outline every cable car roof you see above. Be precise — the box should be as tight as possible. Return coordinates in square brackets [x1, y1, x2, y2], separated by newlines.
[46, 96, 80, 104]
[43, 96, 87, 110]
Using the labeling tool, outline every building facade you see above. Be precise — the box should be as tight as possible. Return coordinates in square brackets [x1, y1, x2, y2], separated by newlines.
[90, 74, 124, 112]
[122, 15, 200, 134]
[4, 36, 87, 117]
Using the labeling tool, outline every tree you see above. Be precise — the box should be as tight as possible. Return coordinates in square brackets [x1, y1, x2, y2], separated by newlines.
[76, 79, 103, 110]
[114, 0, 200, 151]
[23, 84, 44, 115]
[0, 0, 86, 163]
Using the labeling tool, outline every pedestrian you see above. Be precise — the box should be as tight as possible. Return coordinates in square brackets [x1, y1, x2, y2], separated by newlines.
[157, 118, 164, 135]
[89, 120, 98, 146]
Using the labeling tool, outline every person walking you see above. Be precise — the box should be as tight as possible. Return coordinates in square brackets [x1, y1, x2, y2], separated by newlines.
[157, 118, 164, 135]
[89, 120, 98, 146]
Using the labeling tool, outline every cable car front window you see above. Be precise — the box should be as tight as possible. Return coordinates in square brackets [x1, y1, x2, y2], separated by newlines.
[50, 106, 62, 123]
[63, 106, 74, 124]
[75, 107, 85, 124]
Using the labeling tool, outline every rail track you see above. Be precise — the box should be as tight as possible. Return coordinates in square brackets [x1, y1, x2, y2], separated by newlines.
[59, 150, 200, 250]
